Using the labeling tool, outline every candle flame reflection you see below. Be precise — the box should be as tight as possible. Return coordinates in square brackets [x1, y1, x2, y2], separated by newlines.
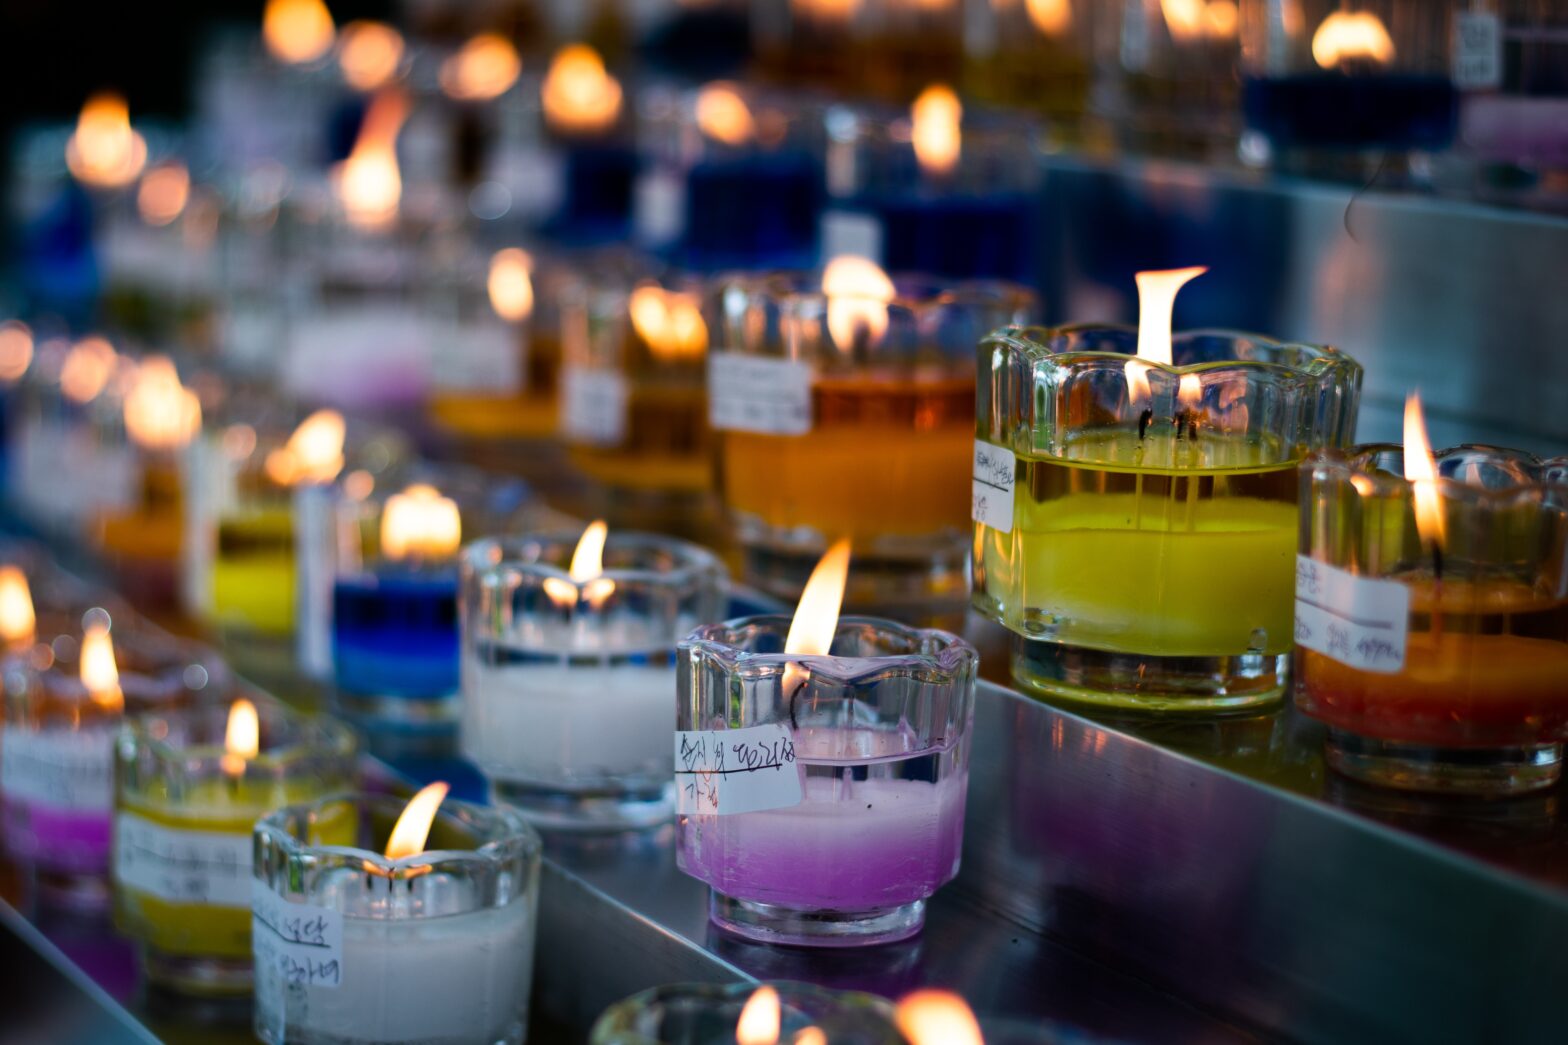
[385, 781, 450, 859]
[263, 0, 336, 65]
[338, 21, 404, 92]
[1312, 10, 1395, 69]
[822, 256, 896, 349]
[440, 33, 521, 102]
[736, 986, 782, 1045]
[911, 84, 962, 178]
[696, 83, 755, 146]
[1126, 266, 1206, 402]
[1403, 393, 1446, 550]
[222, 699, 260, 776]
[0, 567, 35, 645]
[381, 484, 461, 561]
[81, 622, 122, 710]
[65, 93, 148, 190]
[894, 990, 985, 1045]
[544, 520, 615, 609]
[488, 249, 535, 322]
[138, 163, 190, 226]
[782, 538, 852, 696]
[541, 45, 622, 136]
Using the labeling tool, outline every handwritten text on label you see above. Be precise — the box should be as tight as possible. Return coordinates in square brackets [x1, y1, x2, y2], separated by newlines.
[971, 440, 1016, 533]
[675, 723, 803, 816]
[115, 813, 253, 907]
[1294, 555, 1411, 673]
[252, 880, 344, 992]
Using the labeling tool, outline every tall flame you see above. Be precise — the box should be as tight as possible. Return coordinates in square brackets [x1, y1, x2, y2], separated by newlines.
[0, 321, 34, 383]
[1025, 0, 1072, 36]
[541, 45, 623, 137]
[124, 356, 202, 450]
[80, 622, 122, 710]
[0, 567, 36, 646]
[736, 986, 782, 1045]
[1312, 10, 1395, 69]
[338, 21, 404, 92]
[384, 781, 450, 859]
[696, 83, 755, 146]
[440, 33, 521, 102]
[782, 538, 851, 696]
[543, 520, 615, 608]
[380, 484, 461, 561]
[1403, 393, 1446, 551]
[488, 248, 535, 322]
[65, 93, 147, 190]
[137, 162, 190, 226]
[334, 90, 407, 231]
[893, 991, 985, 1045]
[823, 256, 896, 349]
[1125, 266, 1206, 401]
[911, 84, 962, 178]
[266, 409, 346, 486]
[221, 699, 260, 776]
[60, 336, 117, 404]
[263, 0, 336, 65]
[629, 286, 708, 362]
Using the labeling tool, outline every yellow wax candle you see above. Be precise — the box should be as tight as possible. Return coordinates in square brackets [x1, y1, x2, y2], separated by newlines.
[210, 507, 296, 635]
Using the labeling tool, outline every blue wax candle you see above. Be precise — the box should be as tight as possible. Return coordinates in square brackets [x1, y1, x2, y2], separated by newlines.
[549, 142, 640, 245]
[872, 190, 1035, 283]
[680, 151, 823, 270]
[332, 567, 460, 698]
[1243, 73, 1458, 151]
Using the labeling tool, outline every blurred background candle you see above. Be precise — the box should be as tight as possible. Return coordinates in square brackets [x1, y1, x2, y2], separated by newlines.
[591, 982, 905, 1044]
[540, 43, 639, 246]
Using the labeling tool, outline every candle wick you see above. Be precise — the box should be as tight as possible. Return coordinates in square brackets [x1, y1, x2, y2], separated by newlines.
[1137, 409, 1153, 441]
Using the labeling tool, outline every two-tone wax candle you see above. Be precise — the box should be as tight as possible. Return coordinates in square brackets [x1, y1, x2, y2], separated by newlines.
[113, 698, 356, 994]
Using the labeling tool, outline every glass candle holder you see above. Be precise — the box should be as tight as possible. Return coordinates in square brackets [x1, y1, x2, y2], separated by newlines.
[677, 616, 977, 947]
[974, 326, 1361, 712]
[460, 531, 728, 829]
[1296, 445, 1568, 796]
[253, 793, 541, 1045]
[711, 272, 1035, 618]
[113, 700, 356, 995]
[591, 982, 903, 1045]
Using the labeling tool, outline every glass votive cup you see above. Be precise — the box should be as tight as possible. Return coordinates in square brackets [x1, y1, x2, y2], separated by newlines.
[1296, 445, 1568, 796]
[591, 982, 904, 1045]
[974, 325, 1362, 713]
[113, 700, 357, 995]
[460, 531, 728, 830]
[253, 793, 542, 1045]
[710, 271, 1035, 619]
[676, 616, 977, 947]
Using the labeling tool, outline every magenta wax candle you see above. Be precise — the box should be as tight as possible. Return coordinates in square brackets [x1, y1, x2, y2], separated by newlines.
[676, 615, 976, 947]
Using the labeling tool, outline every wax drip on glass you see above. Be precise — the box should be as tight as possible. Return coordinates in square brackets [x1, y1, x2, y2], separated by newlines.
[1404, 392, 1447, 603]
[543, 520, 615, 611]
[220, 699, 260, 778]
[440, 33, 521, 102]
[381, 485, 461, 565]
[894, 990, 985, 1045]
[823, 256, 895, 359]
[488, 249, 534, 323]
[541, 45, 623, 137]
[736, 986, 781, 1045]
[912, 83, 962, 181]
[80, 619, 122, 711]
[1126, 265, 1208, 453]
[263, 0, 335, 65]
[782, 539, 852, 728]
[0, 566, 35, 651]
[334, 90, 407, 231]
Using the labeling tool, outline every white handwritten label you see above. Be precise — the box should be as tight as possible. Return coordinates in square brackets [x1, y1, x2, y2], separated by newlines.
[675, 723, 803, 816]
[1294, 556, 1410, 673]
[561, 367, 629, 446]
[972, 440, 1016, 533]
[1453, 12, 1502, 90]
[252, 880, 344, 992]
[0, 727, 114, 811]
[115, 814, 252, 906]
[708, 355, 814, 436]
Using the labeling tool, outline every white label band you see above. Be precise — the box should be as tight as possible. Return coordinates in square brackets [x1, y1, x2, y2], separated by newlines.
[0, 728, 114, 811]
[1293, 555, 1411, 673]
[1453, 12, 1502, 90]
[115, 813, 253, 907]
[675, 723, 803, 816]
[252, 880, 344, 991]
[972, 440, 1016, 533]
[708, 355, 814, 436]
[561, 367, 630, 446]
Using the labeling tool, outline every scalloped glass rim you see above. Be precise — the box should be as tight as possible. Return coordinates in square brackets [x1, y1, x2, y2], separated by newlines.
[714, 271, 1038, 314]
[682, 614, 978, 684]
[462, 532, 727, 589]
[121, 702, 356, 778]
[983, 323, 1361, 381]
[1309, 443, 1568, 504]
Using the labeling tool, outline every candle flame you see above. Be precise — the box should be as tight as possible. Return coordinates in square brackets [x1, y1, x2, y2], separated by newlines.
[1160, 0, 1208, 43]
[338, 21, 404, 92]
[1312, 10, 1395, 69]
[912, 84, 962, 178]
[488, 248, 535, 322]
[782, 538, 851, 696]
[1205, 0, 1238, 39]
[440, 33, 521, 102]
[0, 567, 36, 645]
[736, 986, 782, 1045]
[137, 162, 190, 226]
[263, 0, 336, 65]
[0, 321, 32, 383]
[794, 0, 860, 17]
[334, 90, 406, 231]
[629, 286, 709, 362]
[1403, 393, 1446, 551]
[823, 255, 896, 349]
[544, 520, 614, 609]
[541, 44, 623, 136]
[696, 83, 755, 146]
[80, 622, 122, 710]
[1025, 0, 1071, 36]
[124, 356, 202, 450]
[1126, 266, 1206, 401]
[384, 781, 450, 859]
[380, 484, 461, 561]
[65, 93, 147, 190]
[894, 991, 985, 1045]
[60, 336, 117, 404]
[792, 1030, 827, 1045]
[221, 698, 260, 776]
[266, 409, 346, 486]
[1177, 372, 1202, 409]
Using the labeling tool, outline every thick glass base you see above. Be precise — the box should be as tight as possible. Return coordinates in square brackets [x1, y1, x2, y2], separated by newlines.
[142, 946, 253, 996]
[1010, 635, 1288, 713]
[708, 894, 926, 949]
[489, 778, 673, 832]
[1325, 731, 1563, 797]
[738, 527, 968, 624]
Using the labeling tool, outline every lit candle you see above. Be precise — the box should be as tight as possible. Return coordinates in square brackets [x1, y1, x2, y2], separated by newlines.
[332, 90, 407, 232]
[0, 566, 37, 653]
[262, 0, 335, 65]
[591, 981, 903, 1044]
[538, 43, 640, 245]
[65, 93, 147, 190]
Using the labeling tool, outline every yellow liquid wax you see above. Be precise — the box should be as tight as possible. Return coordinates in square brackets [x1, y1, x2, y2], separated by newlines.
[211, 507, 295, 636]
[977, 431, 1299, 658]
[570, 380, 712, 494]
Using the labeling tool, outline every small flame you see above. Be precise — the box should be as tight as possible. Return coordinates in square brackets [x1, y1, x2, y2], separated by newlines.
[0, 321, 34, 383]
[541, 45, 623, 137]
[696, 83, 755, 146]
[380, 484, 462, 561]
[782, 538, 851, 696]
[221, 698, 260, 776]
[792, 1030, 827, 1045]
[1205, 0, 1238, 39]
[384, 781, 450, 860]
[488, 248, 535, 322]
[65, 93, 147, 190]
[1160, 0, 1208, 43]
[823, 255, 896, 349]
[1025, 0, 1072, 37]
[1312, 10, 1395, 69]
[60, 336, 117, 404]
[124, 356, 202, 450]
[137, 162, 190, 226]
[629, 286, 708, 362]
[911, 84, 962, 178]
[0, 567, 36, 645]
[440, 33, 521, 102]
[338, 21, 404, 92]
[80, 622, 122, 709]
[263, 0, 336, 65]
[543, 520, 613, 609]
[1125, 266, 1206, 401]
[894, 991, 985, 1045]
[736, 986, 782, 1045]
[334, 90, 407, 231]
[267, 409, 346, 486]
[1403, 393, 1446, 551]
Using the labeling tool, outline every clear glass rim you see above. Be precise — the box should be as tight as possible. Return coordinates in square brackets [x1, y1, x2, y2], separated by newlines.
[713, 270, 1038, 314]
[593, 980, 897, 1043]
[983, 323, 1361, 380]
[1309, 443, 1568, 504]
[462, 531, 727, 589]
[119, 700, 357, 777]
[683, 614, 978, 683]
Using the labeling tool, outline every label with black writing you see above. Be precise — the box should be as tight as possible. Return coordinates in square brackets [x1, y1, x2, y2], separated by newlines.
[0, 727, 114, 811]
[708, 355, 814, 436]
[561, 367, 629, 446]
[115, 813, 253, 906]
[1453, 12, 1502, 90]
[674, 723, 803, 816]
[971, 440, 1016, 533]
[252, 880, 344, 991]
[1294, 556, 1410, 673]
